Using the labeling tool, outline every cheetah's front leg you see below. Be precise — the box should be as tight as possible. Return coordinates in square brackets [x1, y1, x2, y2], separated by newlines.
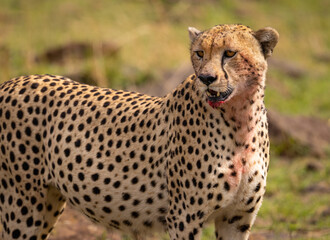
[214, 199, 262, 240]
[166, 214, 204, 240]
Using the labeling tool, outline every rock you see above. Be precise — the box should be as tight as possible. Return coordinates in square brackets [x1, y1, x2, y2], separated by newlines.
[66, 71, 98, 86]
[268, 110, 330, 157]
[268, 58, 306, 79]
[321, 207, 330, 218]
[314, 52, 330, 63]
[250, 232, 291, 240]
[305, 161, 323, 172]
[131, 62, 193, 96]
[35, 41, 120, 65]
[301, 182, 330, 194]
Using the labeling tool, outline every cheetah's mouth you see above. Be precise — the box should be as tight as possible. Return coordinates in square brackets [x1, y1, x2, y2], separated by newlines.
[206, 87, 234, 108]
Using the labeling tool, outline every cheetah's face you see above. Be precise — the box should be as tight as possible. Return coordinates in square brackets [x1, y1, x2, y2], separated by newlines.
[189, 24, 279, 108]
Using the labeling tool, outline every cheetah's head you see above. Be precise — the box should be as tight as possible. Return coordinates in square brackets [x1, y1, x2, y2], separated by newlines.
[189, 24, 279, 108]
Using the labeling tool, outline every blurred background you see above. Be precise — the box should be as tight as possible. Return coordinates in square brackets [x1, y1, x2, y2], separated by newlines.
[0, 0, 329, 239]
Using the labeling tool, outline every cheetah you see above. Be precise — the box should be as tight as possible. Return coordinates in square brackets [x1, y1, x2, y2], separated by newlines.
[0, 24, 278, 240]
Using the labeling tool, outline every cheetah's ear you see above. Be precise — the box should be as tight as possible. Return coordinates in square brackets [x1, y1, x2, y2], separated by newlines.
[254, 27, 279, 58]
[188, 27, 201, 42]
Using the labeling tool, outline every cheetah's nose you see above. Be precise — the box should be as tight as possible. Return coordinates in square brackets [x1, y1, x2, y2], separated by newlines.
[198, 74, 217, 86]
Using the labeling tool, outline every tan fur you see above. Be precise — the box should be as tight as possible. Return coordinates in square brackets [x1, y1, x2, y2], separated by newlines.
[0, 24, 277, 240]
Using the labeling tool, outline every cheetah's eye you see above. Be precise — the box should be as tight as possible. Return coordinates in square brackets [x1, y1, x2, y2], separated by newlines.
[224, 50, 236, 58]
[195, 51, 204, 59]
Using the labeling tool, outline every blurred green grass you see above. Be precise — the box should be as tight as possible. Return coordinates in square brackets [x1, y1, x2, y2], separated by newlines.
[260, 157, 330, 238]
[0, 0, 329, 239]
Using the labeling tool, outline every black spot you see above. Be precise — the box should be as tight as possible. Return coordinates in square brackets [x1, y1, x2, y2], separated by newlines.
[17, 110, 24, 119]
[179, 221, 185, 231]
[255, 183, 261, 192]
[83, 195, 91, 202]
[91, 173, 99, 181]
[85, 143, 92, 151]
[113, 181, 121, 188]
[238, 224, 250, 232]
[246, 197, 254, 205]
[31, 83, 39, 89]
[19, 144, 26, 154]
[64, 148, 71, 157]
[12, 229, 21, 239]
[224, 182, 230, 191]
[102, 207, 111, 213]
[207, 193, 213, 200]
[26, 216, 34, 227]
[188, 146, 194, 154]
[19, 88, 26, 94]
[143, 220, 153, 227]
[131, 211, 139, 218]
[92, 187, 101, 195]
[217, 193, 222, 201]
[189, 232, 194, 240]
[122, 193, 131, 201]
[229, 215, 242, 224]
[78, 172, 85, 181]
[86, 158, 93, 167]
[131, 177, 138, 184]
[247, 207, 255, 213]
[104, 195, 112, 202]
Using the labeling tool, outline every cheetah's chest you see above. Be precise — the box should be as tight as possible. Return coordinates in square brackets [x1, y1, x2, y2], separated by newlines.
[221, 143, 268, 212]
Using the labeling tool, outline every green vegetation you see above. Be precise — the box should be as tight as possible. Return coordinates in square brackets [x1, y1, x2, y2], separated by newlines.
[0, 0, 329, 118]
[0, 0, 329, 239]
[259, 157, 330, 239]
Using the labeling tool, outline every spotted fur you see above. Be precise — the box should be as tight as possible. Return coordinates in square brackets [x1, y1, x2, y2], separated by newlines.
[0, 24, 278, 240]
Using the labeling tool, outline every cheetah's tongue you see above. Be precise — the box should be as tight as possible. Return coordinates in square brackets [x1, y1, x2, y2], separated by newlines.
[206, 90, 227, 108]
[206, 88, 233, 108]
[208, 100, 224, 108]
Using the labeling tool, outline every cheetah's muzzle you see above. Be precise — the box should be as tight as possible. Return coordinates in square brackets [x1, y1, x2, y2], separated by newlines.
[206, 86, 234, 108]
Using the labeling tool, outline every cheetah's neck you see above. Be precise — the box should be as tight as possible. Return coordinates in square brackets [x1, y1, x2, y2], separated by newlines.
[222, 86, 266, 145]
[168, 77, 266, 146]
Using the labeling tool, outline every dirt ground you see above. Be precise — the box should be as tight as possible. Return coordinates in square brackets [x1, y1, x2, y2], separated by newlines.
[50, 206, 330, 240]
[48, 206, 274, 240]
[50, 207, 119, 240]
